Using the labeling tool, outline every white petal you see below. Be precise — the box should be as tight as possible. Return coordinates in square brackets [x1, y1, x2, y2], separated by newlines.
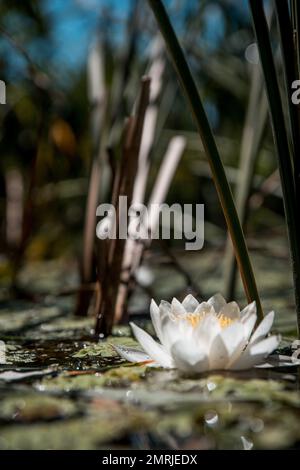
[194, 313, 221, 348]
[208, 335, 229, 370]
[225, 317, 256, 368]
[159, 300, 172, 322]
[113, 345, 152, 363]
[160, 314, 185, 352]
[230, 335, 280, 370]
[219, 322, 246, 356]
[207, 293, 226, 313]
[243, 313, 257, 341]
[159, 300, 175, 328]
[250, 334, 280, 356]
[150, 299, 163, 342]
[194, 302, 213, 314]
[250, 311, 275, 345]
[130, 322, 174, 368]
[219, 301, 240, 320]
[171, 340, 209, 373]
[217, 322, 246, 368]
[159, 300, 171, 317]
[171, 297, 186, 316]
[240, 301, 256, 322]
[182, 294, 199, 312]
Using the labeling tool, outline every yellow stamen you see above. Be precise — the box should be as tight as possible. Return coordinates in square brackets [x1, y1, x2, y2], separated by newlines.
[217, 313, 234, 329]
[185, 312, 234, 329]
[186, 313, 204, 328]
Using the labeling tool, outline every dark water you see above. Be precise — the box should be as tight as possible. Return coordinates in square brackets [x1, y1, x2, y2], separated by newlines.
[0, 246, 300, 450]
[0, 298, 300, 450]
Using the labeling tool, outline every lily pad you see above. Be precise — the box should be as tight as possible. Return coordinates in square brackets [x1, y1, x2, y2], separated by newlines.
[0, 404, 154, 449]
[72, 337, 139, 359]
[0, 394, 78, 423]
[37, 364, 150, 392]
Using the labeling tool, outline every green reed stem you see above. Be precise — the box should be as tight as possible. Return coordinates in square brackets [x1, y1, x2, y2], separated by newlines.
[250, 0, 300, 331]
[147, 0, 263, 320]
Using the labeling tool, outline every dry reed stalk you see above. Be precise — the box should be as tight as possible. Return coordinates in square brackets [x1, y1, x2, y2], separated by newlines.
[114, 136, 186, 322]
[75, 41, 106, 316]
[95, 77, 151, 336]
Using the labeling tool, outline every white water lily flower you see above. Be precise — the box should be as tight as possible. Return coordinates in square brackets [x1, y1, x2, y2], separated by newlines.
[115, 294, 282, 373]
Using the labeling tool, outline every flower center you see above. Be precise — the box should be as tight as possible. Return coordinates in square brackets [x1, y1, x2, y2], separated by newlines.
[217, 314, 235, 329]
[185, 312, 234, 329]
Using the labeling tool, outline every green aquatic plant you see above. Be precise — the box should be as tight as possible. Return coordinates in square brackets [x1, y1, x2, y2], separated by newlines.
[147, 0, 263, 320]
[249, 0, 300, 332]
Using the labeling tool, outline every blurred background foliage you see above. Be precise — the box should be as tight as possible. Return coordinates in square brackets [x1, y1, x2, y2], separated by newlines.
[0, 0, 290, 322]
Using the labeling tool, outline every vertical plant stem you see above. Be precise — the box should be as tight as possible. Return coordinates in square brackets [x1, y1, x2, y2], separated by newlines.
[75, 41, 107, 316]
[147, 0, 263, 319]
[291, 0, 300, 76]
[95, 77, 151, 336]
[224, 65, 268, 299]
[11, 117, 45, 290]
[275, 0, 300, 193]
[249, 0, 300, 329]
[114, 41, 165, 322]
[5, 169, 24, 250]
